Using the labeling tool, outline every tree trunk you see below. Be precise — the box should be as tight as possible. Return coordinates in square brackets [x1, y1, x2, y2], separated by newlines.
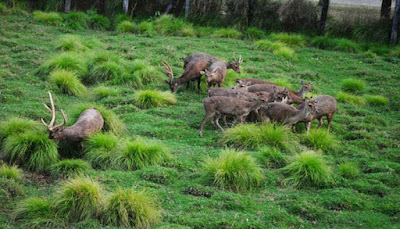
[164, 0, 176, 15]
[65, 0, 71, 13]
[123, 0, 129, 14]
[184, 0, 190, 18]
[381, 0, 392, 19]
[390, 0, 400, 44]
[174, 0, 185, 17]
[248, 0, 256, 27]
[317, 0, 330, 36]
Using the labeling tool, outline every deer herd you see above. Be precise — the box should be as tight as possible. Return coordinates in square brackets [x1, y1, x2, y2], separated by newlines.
[40, 52, 337, 142]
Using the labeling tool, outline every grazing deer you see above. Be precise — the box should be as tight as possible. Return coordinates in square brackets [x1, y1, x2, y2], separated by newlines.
[200, 56, 243, 88]
[199, 96, 264, 136]
[259, 99, 318, 126]
[236, 78, 275, 86]
[299, 95, 337, 132]
[40, 92, 104, 141]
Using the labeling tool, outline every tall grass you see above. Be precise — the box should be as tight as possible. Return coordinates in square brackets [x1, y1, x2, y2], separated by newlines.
[0, 3, 7, 15]
[87, 10, 111, 30]
[245, 27, 265, 39]
[202, 150, 263, 192]
[84, 132, 119, 152]
[268, 33, 306, 47]
[55, 35, 87, 52]
[338, 162, 360, 179]
[54, 177, 103, 222]
[134, 90, 177, 109]
[86, 60, 125, 84]
[117, 21, 136, 33]
[257, 147, 287, 168]
[49, 70, 87, 97]
[254, 39, 295, 59]
[13, 197, 58, 228]
[303, 129, 337, 151]
[124, 59, 163, 86]
[154, 15, 194, 37]
[337, 91, 366, 106]
[63, 11, 89, 30]
[32, 11, 63, 25]
[0, 164, 21, 180]
[0, 117, 41, 141]
[50, 159, 91, 178]
[214, 28, 242, 39]
[101, 188, 161, 228]
[341, 78, 366, 92]
[281, 151, 332, 188]
[364, 95, 388, 106]
[310, 37, 361, 53]
[36, 52, 88, 78]
[91, 86, 119, 99]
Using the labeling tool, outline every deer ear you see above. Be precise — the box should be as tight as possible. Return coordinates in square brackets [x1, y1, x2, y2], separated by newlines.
[237, 80, 243, 84]
[246, 82, 251, 86]
[212, 68, 218, 73]
[200, 71, 206, 75]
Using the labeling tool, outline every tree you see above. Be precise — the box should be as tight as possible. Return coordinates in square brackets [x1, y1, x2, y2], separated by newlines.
[248, 0, 256, 27]
[123, 0, 129, 14]
[390, 0, 400, 44]
[317, 0, 330, 35]
[184, 0, 190, 18]
[65, 0, 71, 13]
[381, 0, 392, 19]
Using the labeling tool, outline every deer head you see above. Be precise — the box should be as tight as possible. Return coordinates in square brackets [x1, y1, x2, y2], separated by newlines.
[200, 68, 219, 83]
[163, 60, 179, 93]
[301, 80, 312, 93]
[40, 91, 67, 140]
[229, 54, 243, 74]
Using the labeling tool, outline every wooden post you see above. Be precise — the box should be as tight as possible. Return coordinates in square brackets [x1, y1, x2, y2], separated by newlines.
[390, 0, 400, 44]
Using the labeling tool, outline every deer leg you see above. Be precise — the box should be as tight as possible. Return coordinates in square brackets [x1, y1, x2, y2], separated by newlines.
[318, 117, 324, 128]
[222, 115, 229, 128]
[199, 112, 215, 137]
[305, 122, 311, 133]
[215, 113, 225, 132]
[197, 78, 201, 92]
[186, 81, 190, 89]
[327, 113, 334, 131]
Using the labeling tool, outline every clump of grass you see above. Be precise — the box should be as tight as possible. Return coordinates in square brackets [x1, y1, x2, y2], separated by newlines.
[280, 151, 332, 188]
[86, 61, 125, 84]
[63, 11, 89, 30]
[303, 129, 337, 151]
[114, 138, 172, 170]
[0, 69, 12, 78]
[0, 3, 8, 15]
[273, 47, 296, 59]
[332, 38, 361, 53]
[338, 162, 360, 179]
[268, 33, 306, 47]
[341, 78, 366, 92]
[49, 70, 87, 97]
[50, 159, 91, 178]
[254, 39, 285, 51]
[88, 12, 111, 30]
[364, 50, 378, 58]
[181, 26, 196, 37]
[364, 95, 388, 106]
[85, 149, 117, 170]
[36, 52, 88, 78]
[134, 90, 177, 109]
[154, 15, 194, 37]
[202, 150, 263, 192]
[0, 117, 41, 141]
[117, 21, 136, 33]
[101, 188, 161, 228]
[137, 21, 154, 35]
[337, 91, 366, 106]
[389, 47, 400, 58]
[245, 27, 265, 39]
[3, 130, 59, 172]
[55, 35, 87, 52]
[0, 164, 21, 180]
[273, 78, 293, 89]
[0, 178, 24, 201]
[67, 103, 125, 136]
[214, 28, 242, 39]
[310, 36, 336, 49]
[32, 11, 63, 25]
[84, 132, 119, 152]
[54, 177, 103, 222]
[257, 147, 287, 168]
[13, 197, 58, 228]
[92, 86, 119, 99]
[123, 59, 163, 86]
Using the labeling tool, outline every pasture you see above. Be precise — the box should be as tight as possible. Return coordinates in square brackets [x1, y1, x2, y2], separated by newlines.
[1, 12, 400, 228]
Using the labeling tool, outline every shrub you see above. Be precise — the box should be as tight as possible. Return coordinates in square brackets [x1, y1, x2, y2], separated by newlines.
[138, 21, 154, 35]
[63, 11, 89, 30]
[281, 151, 332, 188]
[101, 188, 161, 228]
[3, 130, 59, 172]
[55, 35, 87, 52]
[245, 27, 265, 39]
[36, 52, 88, 78]
[214, 28, 242, 39]
[0, 117, 41, 141]
[85, 61, 125, 84]
[51, 159, 91, 178]
[341, 78, 366, 92]
[337, 91, 366, 106]
[257, 147, 287, 168]
[49, 70, 87, 97]
[254, 39, 285, 51]
[33, 11, 63, 25]
[0, 164, 21, 180]
[154, 15, 193, 36]
[338, 162, 360, 179]
[0, 3, 7, 15]
[303, 129, 337, 151]
[67, 103, 125, 135]
[117, 21, 136, 33]
[89, 14, 111, 30]
[54, 177, 103, 222]
[134, 90, 177, 109]
[13, 197, 57, 228]
[364, 95, 388, 106]
[202, 150, 263, 192]
[273, 47, 296, 59]
[268, 33, 306, 47]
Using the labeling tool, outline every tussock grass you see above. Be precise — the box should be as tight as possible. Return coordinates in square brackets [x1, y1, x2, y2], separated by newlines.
[13, 197, 58, 228]
[202, 150, 263, 192]
[245, 27, 265, 39]
[337, 91, 366, 106]
[341, 78, 366, 92]
[86, 60, 125, 84]
[101, 188, 161, 228]
[51, 159, 91, 178]
[85, 149, 117, 170]
[54, 177, 103, 222]
[339, 162, 360, 179]
[125, 59, 163, 85]
[0, 117, 41, 141]
[154, 15, 194, 37]
[63, 11, 89, 30]
[83, 132, 119, 169]
[117, 20, 136, 33]
[214, 28, 242, 39]
[364, 95, 388, 106]
[257, 147, 287, 168]
[84, 132, 118, 152]
[3, 130, 58, 172]
[55, 35, 87, 52]
[281, 151, 332, 188]
[273, 47, 296, 59]
[36, 52, 88, 78]
[303, 129, 337, 151]
[49, 70, 87, 97]
[134, 90, 177, 109]
[310, 36, 361, 53]
[268, 33, 306, 47]
[114, 138, 172, 170]
[68, 103, 125, 135]
[137, 21, 154, 35]
[92, 86, 119, 99]
[88, 13, 111, 30]
[255, 39, 285, 51]
[0, 164, 21, 180]
[32, 11, 63, 25]
[389, 47, 400, 58]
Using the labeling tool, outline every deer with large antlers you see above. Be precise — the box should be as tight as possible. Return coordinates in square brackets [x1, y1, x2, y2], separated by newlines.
[41, 92, 104, 141]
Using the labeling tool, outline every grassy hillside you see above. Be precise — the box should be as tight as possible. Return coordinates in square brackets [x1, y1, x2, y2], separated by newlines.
[1, 14, 399, 228]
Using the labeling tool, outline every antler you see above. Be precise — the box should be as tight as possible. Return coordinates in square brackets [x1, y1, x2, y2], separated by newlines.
[162, 60, 174, 84]
[41, 91, 66, 131]
[238, 55, 243, 64]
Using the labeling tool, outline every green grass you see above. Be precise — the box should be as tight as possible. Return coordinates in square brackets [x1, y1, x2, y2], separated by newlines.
[63, 11, 89, 30]
[254, 39, 295, 59]
[364, 95, 388, 106]
[310, 37, 361, 53]
[134, 90, 177, 109]
[101, 188, 161, 228]
[0, 117, 41, 141]
[55, 35, 88, 52]
[13, 197, 58, 228]
[88, 13, 110, 30]
[49, 70, 87, 97]
[245, 27, 265, 39]
[0, 164, 21, 180]
[138, 166, 178, 185]
[137, 21, 154, 35]
[338, 162, 360, 179]
[84, 132, 119, 152]
[273, 47, 296, 59]
[91, 86, 119, 99]
[124, 59, 163, 86]
[32, 11, 63, 25]
[36, 52, 88, 78]
[341, 78, 366, 92]
[213, 28, 242, 39]
[273, 78, 293, 89]
[281, 151, 332, 188]
[54, 177, 103, 222]
[50, 159, 91, 178]
[0, 3, 7, 15]
[116, 20, 136, 33]
[257, 147, 287, 168]
[84, 148, 117, 170]
[336, 91, 366, 106]
[268, 33, 306, 47]
[302, 129, 337, 151]
[202, 150, 264, 192]
[86, 60, 125, 84]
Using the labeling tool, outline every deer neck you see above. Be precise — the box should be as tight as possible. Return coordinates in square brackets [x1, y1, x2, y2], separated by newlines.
[60, 126, 84, 141]
[286, 104, 311, 124]
[225, 62, 232, 69]
[295, 86, 307, 97]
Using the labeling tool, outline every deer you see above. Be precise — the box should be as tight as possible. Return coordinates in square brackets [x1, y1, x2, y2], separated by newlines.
[236, 78, 275, 86]
[298, 95, 337, 132]
[200, 55, 243, 88]
[199, 96, 264, 136]
[40, 92, 104, 141]
[286, 81, 312, 105]
[259, 98, 318, 126]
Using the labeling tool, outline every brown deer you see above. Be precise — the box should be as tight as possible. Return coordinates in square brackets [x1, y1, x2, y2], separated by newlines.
[286, 81, 312, 105]
[298, 95, 337, 132]
[200, 56, 243, 88]
[40, 92, 104, 141]
[236, 78, 275, 86]
[199, 96, 264, 136]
